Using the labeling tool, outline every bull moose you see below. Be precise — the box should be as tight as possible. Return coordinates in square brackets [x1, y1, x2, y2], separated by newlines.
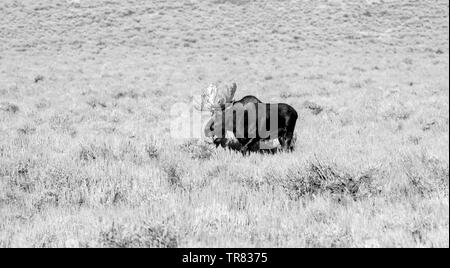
[196, 83, 298, 154]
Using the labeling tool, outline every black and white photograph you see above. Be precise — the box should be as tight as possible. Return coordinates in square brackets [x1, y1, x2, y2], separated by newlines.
[0, 0, 448, 251]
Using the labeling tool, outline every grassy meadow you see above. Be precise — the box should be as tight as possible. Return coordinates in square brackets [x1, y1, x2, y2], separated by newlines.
[0, 0, 448, 247]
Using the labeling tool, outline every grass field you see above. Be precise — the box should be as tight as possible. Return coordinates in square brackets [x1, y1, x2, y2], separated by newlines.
[0, 0, 448, 247]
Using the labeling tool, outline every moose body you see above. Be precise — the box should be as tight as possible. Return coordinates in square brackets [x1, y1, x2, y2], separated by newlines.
[211, 99, 298, 153]
[198, 83, 298, 154]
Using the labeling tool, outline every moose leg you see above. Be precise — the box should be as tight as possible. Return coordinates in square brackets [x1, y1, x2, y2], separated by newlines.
[278, 128, 288, 151]
[278, 136, 286, 151]
[284, 116, 297, 152]
[241, 138, 258, 155]
[284, 131, 295, 152]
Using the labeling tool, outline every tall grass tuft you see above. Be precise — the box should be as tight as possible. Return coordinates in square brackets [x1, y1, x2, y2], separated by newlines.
[282, 157, 381, 201]
[98, 222, 178, 248]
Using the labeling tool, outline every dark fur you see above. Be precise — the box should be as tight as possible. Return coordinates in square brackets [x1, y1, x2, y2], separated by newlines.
[211, 95, 298, 154]
[212, 95, 261, 150]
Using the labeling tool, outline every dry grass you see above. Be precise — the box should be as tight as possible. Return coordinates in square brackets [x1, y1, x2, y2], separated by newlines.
[0, 0, 448, 247]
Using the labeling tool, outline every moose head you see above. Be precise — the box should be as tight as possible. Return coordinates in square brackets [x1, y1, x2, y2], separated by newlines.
[193, 83, 237, 141]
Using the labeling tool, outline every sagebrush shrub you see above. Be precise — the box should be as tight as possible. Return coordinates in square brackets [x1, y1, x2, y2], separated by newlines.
[281, 158, 381, 200]
[145, 141, 159, 159]
[98, 222, 177, 248]
[402, 153, 449, 197]
[179, 139, 214, 160]
[160, 155, 186, 189]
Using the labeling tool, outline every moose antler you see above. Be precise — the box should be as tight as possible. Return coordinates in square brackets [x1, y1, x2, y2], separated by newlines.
[216, 82, 237, 105]
[193, 83, 219, 112]
[194, 83, 237, 112]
